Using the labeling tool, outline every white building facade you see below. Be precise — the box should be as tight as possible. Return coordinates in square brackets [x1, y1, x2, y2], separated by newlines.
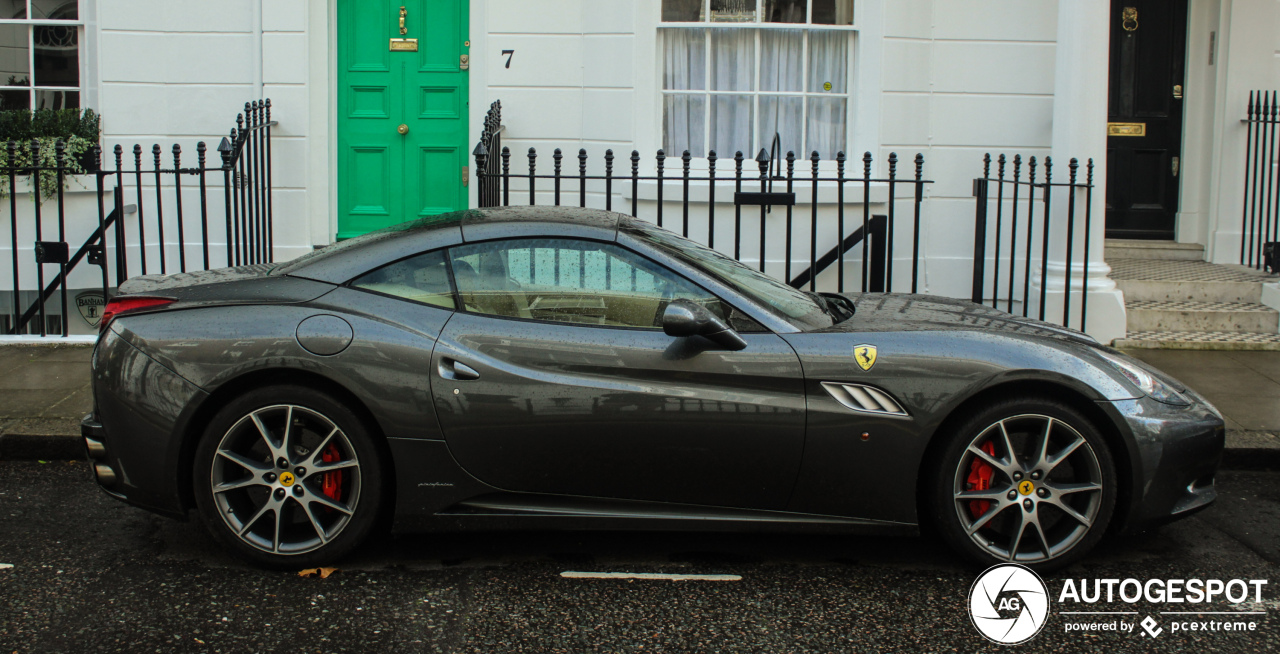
[2, 0, 1279, 341]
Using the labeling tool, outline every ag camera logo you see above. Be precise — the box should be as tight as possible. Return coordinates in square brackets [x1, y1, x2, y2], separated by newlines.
[968, 564, 1050, 645]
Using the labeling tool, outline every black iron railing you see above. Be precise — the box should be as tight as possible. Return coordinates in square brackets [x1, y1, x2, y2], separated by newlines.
[1241, 90, 1280, 270]
[3, 100, 275, 336]
[475, 100, 502, 208]
[971, 154, 1096, 332]
[474, 105, 931, 295]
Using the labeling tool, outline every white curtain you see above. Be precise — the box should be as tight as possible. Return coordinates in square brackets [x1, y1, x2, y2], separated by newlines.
[760, 29, 803, 157]
[663, 28, 705, 156]
[807, 30, 847, 158]
[663, 27, 849, 160]
[709, 28, 754, 156]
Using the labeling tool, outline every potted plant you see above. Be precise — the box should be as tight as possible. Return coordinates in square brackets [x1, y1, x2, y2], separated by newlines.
[0, 108, 101, 202]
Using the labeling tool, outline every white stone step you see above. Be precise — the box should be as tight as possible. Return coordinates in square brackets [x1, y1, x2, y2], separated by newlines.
[1105, 239, 1205, 261]
[1126, 300, 1279, 333]
[1114, 330, 1280, 351]
[1115, 279, 1263, 303]
[1109, 258, 1274, 303]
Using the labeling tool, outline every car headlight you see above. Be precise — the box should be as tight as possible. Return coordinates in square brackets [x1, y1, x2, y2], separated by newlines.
[1096, 351, 1190, 406]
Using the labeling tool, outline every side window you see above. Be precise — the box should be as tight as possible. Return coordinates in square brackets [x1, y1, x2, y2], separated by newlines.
[449, 238, 743, 329]
[351, 250, 455, 309]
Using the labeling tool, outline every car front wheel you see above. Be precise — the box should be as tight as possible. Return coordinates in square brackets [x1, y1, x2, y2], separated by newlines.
[192, 385, 384, 568]
[930, 397, 1117, 571]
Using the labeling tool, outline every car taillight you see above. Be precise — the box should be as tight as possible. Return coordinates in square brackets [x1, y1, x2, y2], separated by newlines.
[100, 296, 176, 333]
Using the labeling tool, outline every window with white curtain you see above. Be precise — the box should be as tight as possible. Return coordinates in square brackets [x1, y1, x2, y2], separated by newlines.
[661, 0, 854, 161]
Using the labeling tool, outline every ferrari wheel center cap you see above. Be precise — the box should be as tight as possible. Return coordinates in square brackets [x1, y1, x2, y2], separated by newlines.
[1018, 480, 1035, 496]
[279, 471, 296, 487]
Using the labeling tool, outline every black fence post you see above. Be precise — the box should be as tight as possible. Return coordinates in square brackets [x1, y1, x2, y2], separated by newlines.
[527, 148, 537, 206]
[94, 144, 107, 303]
[1039, 157, 1053, 321]
[912, 154, 924, 294]
[55, 140, 67, 336]
[219, 135, 234, 267]
[7, 142, 17, 333]
[630, 150, 639, 218]
[733, 151, 744, 261]
[707, 150, 717, 248]
[971, 173, 989, 304]
[173, 144, 187, 273]
[991, 154, 1005, 309]
[197, 142, 210, 270]
[552, 148, 562, 206]
[578, 148, 587, 209]
[1063, 158, 1079, 329]
[869, 214, 887, 293]
[681, 150, 691, 237]
[604, 149, 614, 212]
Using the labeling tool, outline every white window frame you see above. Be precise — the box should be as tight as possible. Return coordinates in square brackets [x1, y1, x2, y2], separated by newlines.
[655, 0, 871, 170]
[0, 0, 85, 111]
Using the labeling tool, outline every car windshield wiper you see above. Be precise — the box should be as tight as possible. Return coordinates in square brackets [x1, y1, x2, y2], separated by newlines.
[806, 291, 834, 319]
[811, 291, 856, 323]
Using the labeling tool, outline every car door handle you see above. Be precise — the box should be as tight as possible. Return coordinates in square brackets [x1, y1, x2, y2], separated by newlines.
[438, 358, 480, 381]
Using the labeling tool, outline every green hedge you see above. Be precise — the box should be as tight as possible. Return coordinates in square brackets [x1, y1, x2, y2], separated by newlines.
[0, 108, 100, 143]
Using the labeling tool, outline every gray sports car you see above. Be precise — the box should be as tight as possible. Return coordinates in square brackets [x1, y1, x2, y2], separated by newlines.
[82, 207, 1223, 570]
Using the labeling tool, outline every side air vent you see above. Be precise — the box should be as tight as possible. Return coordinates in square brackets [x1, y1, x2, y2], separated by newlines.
[821, 382, 909, 417]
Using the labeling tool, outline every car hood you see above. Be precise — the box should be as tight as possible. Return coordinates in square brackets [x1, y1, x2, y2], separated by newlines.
[821, 293, 1097, 345]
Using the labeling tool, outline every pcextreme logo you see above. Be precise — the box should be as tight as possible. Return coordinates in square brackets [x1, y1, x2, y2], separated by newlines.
[968, 564, 1050, 645]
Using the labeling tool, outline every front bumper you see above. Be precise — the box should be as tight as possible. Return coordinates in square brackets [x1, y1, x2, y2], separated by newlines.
[1107, 394, 1225, 533]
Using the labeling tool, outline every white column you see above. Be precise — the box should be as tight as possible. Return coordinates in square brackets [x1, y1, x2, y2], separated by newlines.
[1035, 0, 1127, 343]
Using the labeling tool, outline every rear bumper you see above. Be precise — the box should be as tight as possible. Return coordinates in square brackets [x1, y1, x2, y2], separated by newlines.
[86, 327, 206, 519]
[1109, 395, 1224, 533]
[81, 414, 125, 499]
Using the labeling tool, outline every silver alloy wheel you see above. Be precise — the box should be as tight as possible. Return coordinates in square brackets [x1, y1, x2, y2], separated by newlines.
[210, 404, 362, 555]
[952, 413, 1104, 563]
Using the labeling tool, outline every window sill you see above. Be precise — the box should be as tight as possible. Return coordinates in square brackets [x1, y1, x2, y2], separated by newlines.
[622, 178, 891, 205]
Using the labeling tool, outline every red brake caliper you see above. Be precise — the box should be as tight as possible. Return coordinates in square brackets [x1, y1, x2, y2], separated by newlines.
[966, 441, 997, 518]
[320, 444, 343, 504]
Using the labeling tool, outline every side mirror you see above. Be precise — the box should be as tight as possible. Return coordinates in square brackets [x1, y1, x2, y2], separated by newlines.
[662, 299, 747, 351]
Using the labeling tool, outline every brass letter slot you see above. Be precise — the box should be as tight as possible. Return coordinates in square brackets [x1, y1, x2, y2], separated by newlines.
[1108, 122, 1146, 137]
[390, 38, 418, 52]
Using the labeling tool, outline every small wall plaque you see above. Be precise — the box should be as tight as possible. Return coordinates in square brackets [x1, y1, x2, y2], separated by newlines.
[390, 38, 418, 52]
[1107, 122, 1146, 137]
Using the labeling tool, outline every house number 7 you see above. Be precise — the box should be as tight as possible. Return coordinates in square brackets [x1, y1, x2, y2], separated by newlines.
[501, 50, 514, 68]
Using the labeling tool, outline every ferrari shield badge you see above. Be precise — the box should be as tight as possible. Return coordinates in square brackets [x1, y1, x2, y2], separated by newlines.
[854, 344, 877, 371]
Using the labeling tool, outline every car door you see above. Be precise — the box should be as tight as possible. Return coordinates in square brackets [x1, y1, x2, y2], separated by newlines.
[430, 237, 807, 510]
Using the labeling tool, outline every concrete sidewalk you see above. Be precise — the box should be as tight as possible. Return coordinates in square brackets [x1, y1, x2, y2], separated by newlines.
[0, 344, 93, 458]
[0, 343, 1276, 463]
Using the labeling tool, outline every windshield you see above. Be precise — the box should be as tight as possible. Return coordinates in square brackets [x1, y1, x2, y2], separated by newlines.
[625, 221, 834, 331]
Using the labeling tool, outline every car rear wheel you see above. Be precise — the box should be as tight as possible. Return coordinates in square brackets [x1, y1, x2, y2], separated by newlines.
[929, 397, 1117, 571]
[192, 385, 384, 568]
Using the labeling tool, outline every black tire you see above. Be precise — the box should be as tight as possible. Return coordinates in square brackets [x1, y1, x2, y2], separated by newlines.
[192, 384, 385, 568]
[927, 396, 1117, 572]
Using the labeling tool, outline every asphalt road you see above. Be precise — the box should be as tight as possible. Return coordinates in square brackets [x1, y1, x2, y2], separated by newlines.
[1, 462, 1277, 653]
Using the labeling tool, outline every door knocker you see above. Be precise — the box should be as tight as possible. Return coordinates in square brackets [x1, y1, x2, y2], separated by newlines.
[1122, 7, 1138, 32]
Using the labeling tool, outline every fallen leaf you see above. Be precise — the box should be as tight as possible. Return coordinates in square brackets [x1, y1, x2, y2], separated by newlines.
[298, 567, 339, 579]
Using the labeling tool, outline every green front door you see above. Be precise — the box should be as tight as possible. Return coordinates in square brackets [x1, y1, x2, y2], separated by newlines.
[337, 0, 469, 239]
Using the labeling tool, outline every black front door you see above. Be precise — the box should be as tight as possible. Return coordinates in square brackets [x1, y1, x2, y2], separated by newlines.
[1105, 0, 1188, 239]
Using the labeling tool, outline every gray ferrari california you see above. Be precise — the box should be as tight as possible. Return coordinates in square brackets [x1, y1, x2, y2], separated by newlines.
[82, 207, 1224, 570]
